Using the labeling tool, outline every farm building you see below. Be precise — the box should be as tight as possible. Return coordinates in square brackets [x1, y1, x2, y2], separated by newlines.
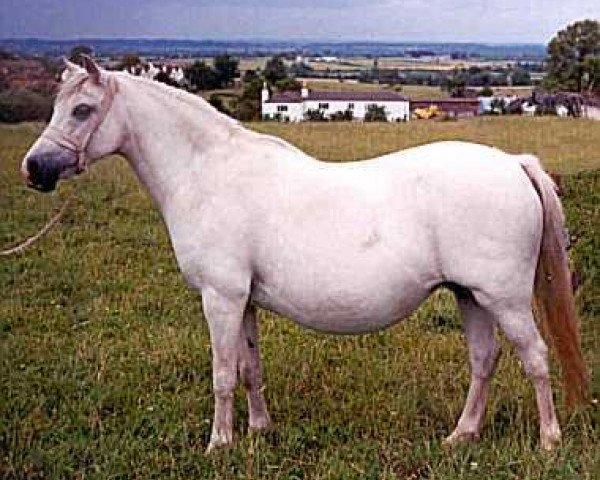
[261, 83, 410, 122]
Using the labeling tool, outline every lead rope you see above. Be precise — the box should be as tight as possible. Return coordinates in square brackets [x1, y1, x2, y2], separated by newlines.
[0, 191, 75, 256]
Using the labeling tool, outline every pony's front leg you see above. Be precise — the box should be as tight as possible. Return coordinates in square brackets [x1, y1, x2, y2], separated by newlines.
[238, 305, 271, 433]
[202, 285, 247, 453]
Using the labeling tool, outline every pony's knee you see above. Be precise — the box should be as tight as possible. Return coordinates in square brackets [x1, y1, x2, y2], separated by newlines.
[213, 367, 237, 398]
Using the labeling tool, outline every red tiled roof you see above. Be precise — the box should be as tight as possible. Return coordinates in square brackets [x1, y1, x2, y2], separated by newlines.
[267, 90, 409, 103]
[267, 91, 303, 104]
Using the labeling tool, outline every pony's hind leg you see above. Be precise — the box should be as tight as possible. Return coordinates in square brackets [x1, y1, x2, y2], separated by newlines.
[238, 305, 271, 433]
[445, 295, 500, 445]
[495, 306, 561, 450]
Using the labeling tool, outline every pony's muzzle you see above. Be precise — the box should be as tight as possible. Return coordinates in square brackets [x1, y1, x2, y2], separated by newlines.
[24, 151, 77, 192]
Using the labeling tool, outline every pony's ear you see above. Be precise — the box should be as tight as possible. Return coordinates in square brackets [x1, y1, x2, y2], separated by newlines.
[80, 54, 102, 84]
[63, 57, 80, 72]
[61, 57, 82, 82]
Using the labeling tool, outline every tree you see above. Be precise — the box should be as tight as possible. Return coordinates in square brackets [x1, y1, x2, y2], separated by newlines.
[442, 69, 468, 97]
[242, 69, 259, 83]
[544, 19, 600, 93]
[274, 77, 301, 92]
[263, 56, 288, 84]
[184, 61, 219, 91]
[213, 55, 239, 88]
[233, 76, 263, 121]
[510, 67, 531, 86]
[0, 88, 53, 123]
[117, 53, 141, 71]
[364, 104, 388, 122]
[69, 45, 93, 65]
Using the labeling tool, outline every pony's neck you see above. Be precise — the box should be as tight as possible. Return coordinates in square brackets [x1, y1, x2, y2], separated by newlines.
[116, 74, 243, 209]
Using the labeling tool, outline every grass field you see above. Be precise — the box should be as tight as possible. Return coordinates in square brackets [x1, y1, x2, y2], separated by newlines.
[1, 118, 599, 479]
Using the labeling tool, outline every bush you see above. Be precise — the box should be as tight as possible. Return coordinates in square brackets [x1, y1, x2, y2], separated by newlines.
[304, 108, 327, 122]
[234, 98, 261, 121]
[330, 110, 353, 122]
[208, 94, 232, 116]
[364, 104, 388, 122]
[478, 86, 494, 97]
[0, 89, 53, 123]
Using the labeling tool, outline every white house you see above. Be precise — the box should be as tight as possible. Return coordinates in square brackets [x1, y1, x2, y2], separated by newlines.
[261, 83, 410, 122]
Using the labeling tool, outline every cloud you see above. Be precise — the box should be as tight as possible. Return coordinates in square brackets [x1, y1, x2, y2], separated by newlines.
[0, 0, 597, 42]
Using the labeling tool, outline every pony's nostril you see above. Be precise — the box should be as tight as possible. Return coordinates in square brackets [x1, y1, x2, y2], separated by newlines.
[27, 156, 40, 176]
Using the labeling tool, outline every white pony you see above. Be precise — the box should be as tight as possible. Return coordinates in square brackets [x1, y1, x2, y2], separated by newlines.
[21, 57, 588, 452]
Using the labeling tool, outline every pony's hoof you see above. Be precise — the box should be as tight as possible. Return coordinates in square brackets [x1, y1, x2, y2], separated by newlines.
[205, 433, 233, 454]
[248, 415, 272, 434]
[443, 430, 480, 447]
[540, 423, 561, 451]
[540, 433, 561, 451]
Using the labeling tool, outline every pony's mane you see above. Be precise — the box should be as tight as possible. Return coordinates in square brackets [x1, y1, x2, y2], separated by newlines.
[116, 72, 241, 128]
[119, 72, 307, 155]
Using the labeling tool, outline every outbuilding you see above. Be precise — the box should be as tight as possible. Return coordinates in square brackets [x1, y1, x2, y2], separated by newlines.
[261, 83, 410, 122]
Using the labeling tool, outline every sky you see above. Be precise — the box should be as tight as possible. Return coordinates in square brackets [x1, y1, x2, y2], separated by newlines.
[0, 0, 598, 43]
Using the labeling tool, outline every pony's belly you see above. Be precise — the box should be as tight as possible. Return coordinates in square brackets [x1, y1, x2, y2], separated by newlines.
[250, 278, 430, 334]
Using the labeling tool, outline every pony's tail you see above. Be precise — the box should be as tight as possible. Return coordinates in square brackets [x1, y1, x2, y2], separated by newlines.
[520, 155, 589, 408]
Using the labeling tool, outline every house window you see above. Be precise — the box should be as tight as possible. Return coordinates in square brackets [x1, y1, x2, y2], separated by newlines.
[277, 105, 288, 112]
[318, 103, 329, 110]
[348, 103, 355, 110]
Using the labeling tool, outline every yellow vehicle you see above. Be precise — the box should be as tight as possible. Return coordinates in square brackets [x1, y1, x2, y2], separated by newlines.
[413, 105, 442, 119]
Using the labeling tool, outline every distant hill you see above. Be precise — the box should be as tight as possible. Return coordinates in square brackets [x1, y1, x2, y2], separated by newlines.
[0, 38, 546, 61]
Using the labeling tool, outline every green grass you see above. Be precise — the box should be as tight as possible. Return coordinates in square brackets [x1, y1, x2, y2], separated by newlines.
[1, 119, 599, 479]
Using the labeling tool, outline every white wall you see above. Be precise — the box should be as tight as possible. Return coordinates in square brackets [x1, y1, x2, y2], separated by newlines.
[303, 100, 409, 121]
[262, 102, 304, 122]
[263, 99, 410, 122]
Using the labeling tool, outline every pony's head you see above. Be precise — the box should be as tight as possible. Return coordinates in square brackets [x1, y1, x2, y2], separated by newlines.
[22, 56, 124, 191]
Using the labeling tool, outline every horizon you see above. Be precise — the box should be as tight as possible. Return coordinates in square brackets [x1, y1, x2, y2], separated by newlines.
[0, 37, 548, 46]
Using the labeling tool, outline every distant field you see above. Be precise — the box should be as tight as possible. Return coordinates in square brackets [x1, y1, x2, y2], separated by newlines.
[304, 79, 395, 91]
[1, 119, 598, 479]
[217, 55, 513, 74]
[343, 57, 513, 71]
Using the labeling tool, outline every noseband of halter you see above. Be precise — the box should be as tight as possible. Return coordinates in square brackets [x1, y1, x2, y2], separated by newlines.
[42, 75, 117, 173]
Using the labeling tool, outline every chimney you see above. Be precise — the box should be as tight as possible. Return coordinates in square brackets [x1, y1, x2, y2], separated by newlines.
[261, 82, 269, 103]
[301, 81, 309, 99]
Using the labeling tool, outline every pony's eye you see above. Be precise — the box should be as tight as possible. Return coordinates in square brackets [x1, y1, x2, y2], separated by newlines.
[72, 104, 94, 120]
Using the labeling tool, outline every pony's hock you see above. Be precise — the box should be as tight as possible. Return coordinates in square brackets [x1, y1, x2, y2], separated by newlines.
[21, 56, 589, 453]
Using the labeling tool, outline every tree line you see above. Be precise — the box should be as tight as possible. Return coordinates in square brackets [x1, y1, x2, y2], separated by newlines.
[0, 19, 598, 123]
